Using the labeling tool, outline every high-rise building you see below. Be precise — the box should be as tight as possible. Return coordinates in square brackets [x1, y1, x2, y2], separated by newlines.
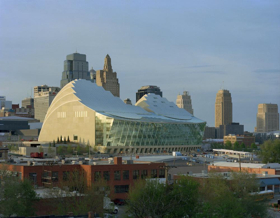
[60, 52, 95, 88]
[34, 85, 60, 122]
[22, 97, 34, 108]
[124, 98, 132, 105]
[96, 55, 120, 97]
[176, 91, 194, 115]
[256, 104, 279, 132]
[136, 85, 162, 103]
[215, 89, 232, 127]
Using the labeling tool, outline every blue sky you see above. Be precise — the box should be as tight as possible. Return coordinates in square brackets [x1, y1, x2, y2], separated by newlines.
[0, 0, 279, 131]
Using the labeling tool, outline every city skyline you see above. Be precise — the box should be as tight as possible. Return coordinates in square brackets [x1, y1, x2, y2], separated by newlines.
[0, 1, 279, 132]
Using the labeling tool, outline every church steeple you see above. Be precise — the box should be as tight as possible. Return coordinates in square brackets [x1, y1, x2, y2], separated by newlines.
[103, 54, 113, 72]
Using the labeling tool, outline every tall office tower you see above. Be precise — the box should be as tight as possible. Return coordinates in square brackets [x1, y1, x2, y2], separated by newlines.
[22, 97, 34, 108]
[96, 54, 120, 97]
[136, 85, 162, 103]
[34, 85, 60, 122]
[215, 89, 232, 127]
[176, 91, 194, 115]
[60, 52, 95, 88]
[124, 98, 132, 105]
[256, 104, 279, 132]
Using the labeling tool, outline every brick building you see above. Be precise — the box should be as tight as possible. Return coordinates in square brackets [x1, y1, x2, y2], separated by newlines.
[2, 157, 165, 199]
[223, 134, 255, 147]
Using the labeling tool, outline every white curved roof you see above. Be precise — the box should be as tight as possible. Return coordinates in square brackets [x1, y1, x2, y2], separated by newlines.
[58, 80, 205, 124]
[136, 93, 194, 121]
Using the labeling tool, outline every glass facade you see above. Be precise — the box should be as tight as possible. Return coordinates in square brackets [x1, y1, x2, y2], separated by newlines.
[95, 113, 206, 147]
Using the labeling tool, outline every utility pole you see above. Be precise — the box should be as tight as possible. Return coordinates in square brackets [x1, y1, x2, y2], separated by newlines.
[238, 153, 241, 172]
[160, 165, 177, 185]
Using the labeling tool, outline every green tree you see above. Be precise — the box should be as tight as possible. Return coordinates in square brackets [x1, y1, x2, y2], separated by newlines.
[38, 146, 44, 153]
[53, 140, 56, 147]
[44, 170, 105, 215]
[63, 137, 66, 144]
[57, 146, 63, 155]
[196, 172, 268, 218]
[126, 176, 200, 218]
[76, 144, 82, 155]
[251, 143, 257, 150]
[67, 144, 72, 154]
[233, 141, 240, 151]
[57, 137, 60, 143]
[67, 136, 70, 143]
[240, 142, 246, 150]
[259, 139, 280, 163]
[0, 166, 39, 217]
[224, 141, 232, 149]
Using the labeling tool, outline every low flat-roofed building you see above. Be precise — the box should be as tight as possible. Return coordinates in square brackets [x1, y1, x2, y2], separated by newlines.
[1, 156, 165, 199]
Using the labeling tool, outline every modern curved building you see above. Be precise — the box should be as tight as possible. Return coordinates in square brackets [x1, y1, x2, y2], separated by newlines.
[39, 80, 206, 154]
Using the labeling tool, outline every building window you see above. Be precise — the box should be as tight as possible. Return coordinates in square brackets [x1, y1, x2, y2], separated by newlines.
[94, 171, 101, 181]
[114, 185, 129, 193]
[123, 170, 129, 180]
[103, 171, 110, 181]
[151, 169, 157, 178]
[73, 135, 78, 140]
[159, 169, 165, 178]
[52, 171, 59, 182]
[141, 170, 148, 179]
[114, 171, 121, 181]
[63, 171, 69, 181]
[133, 170, 139, 180]
[29, 173, 37, 185]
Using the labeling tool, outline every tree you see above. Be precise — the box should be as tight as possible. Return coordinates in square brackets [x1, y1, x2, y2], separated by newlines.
[126, 176, 200, 218]
[196, 171, 268, 218]
[57, 146, 63, 155]
[224, 141, 232, 149]
[76, 144, 82, 155]
[38, 146, 44, 153]
[233, 141, 240, 151]
[53, 140, 56, 147]
[240, 142, 246, 151]
[67, 144, 72, 154]
[67, 136, 70, 143]
[259, 139, 280, 163]
[44, 170, 105, 216]
[57, 137, 60, 143]
[251, 143, 257, 150]
[0, 165, 39, 217]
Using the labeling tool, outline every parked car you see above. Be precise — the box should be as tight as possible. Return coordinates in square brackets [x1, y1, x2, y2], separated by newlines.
[113, 198, 125, 206]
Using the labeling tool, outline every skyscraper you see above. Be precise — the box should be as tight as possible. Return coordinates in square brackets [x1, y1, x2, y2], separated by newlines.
[136, 85, 162, 103]
[96, 55, 120, 97]
[34, 85, 60, 122]
[215, 89, 232, 127]
[60, 52, 95, 88]
[256, 104, 279, 132]
[176, 91, 194, 115]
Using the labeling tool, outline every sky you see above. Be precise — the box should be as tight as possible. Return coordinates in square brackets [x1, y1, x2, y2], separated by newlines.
[0, 0, 279, 132]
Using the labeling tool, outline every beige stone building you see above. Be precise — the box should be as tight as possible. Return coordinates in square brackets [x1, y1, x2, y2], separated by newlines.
[223, 134, 255, 147]
[176, 91, 194, 115]
[96, 54, 120, 97]
[215, 89, 232, 127]
[256, 104, 279, 132]
[34, 85, 60, 122]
